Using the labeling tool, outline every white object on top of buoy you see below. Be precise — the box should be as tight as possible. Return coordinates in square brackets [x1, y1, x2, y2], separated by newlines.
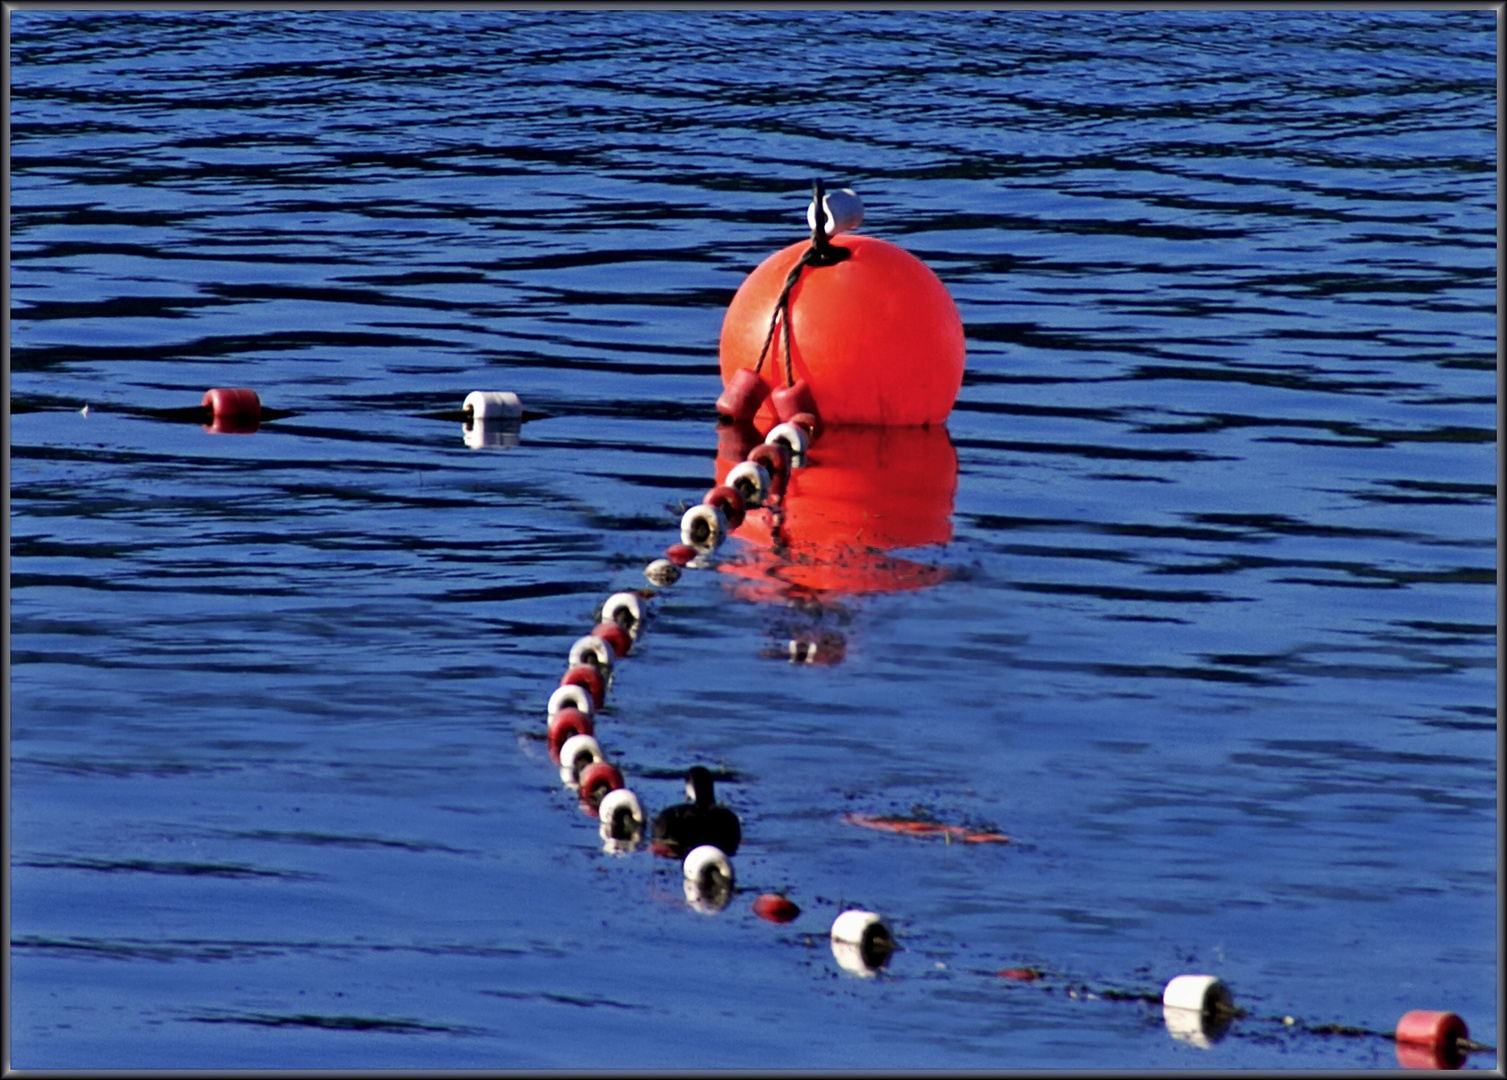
[806, 187, 864, 238]
[463, 391, 523, 420]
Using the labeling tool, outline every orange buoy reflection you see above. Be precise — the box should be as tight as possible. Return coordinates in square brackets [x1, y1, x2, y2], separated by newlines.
[714, 422, 958, 601]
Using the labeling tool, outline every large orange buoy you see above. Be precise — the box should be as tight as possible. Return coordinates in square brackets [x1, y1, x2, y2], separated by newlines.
[713, 424, 957, 599]
[719, 231, 965, 429]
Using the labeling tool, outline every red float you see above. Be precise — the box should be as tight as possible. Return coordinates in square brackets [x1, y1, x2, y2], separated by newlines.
[559, 664, 606, 711]
[787, 411, 822, 442]
[203, 387, 261, 418]
[590, 621, 632, 659]
[1394, 1010, 1467, 1069]
[578, 760, 624, 815]
[664, 543, 698, 567]
[719, 234, 965, 428]
[715, 367, 770, 423]
[746, 443, 790, 493]
[547, 708, 594, 764]
[752, 894, 800, 924]
[201, 388, 262, 434]
[770, 379, 818, 425]
[703, 485, 747, 529]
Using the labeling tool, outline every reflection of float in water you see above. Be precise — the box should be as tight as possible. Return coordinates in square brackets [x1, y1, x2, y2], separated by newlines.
[462, 418, 520, 449]
[203, 413, 260, 435]
[714, 422, 958, 602]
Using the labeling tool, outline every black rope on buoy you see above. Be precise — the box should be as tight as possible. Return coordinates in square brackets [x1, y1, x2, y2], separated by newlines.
[751, 179, 851, 388]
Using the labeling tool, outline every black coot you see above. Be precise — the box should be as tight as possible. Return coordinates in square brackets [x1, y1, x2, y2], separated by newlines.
[651, 766, 740, 857]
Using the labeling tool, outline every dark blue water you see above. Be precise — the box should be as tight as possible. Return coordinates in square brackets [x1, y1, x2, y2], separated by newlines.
[9, 9, 1497, 1070]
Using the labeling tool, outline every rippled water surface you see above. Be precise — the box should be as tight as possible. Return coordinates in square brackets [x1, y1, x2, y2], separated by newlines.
[9, 9, 1498, 1070]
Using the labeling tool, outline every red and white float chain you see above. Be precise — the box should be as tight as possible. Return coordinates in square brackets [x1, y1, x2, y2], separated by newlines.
[176, 380, 1498, 1067]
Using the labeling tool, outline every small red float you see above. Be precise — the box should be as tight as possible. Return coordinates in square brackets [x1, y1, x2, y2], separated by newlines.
[1394, 1010, 1467, 1069]
[719, 234, 965, 428]
[770, 379, 819, 424]
[578, 761, 625, 815]
[787, 411, 822, 442]
[703, 485, 747, 529]
[203, 387, 261, 418]
[559, 664, 606, 711]
[590, 622, 632, 659]
[752, 894, 800, 924]
[715, 367, 770, 423]
[746, 443, 790, 493]
[546, 708, 594, 764]
[998, 968, 1043, 982]
[201, 388, 262, 434]
[664, 542, 698, 567]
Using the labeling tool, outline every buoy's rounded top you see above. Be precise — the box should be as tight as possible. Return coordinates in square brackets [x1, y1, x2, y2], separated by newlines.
[719, 234, 965, 428]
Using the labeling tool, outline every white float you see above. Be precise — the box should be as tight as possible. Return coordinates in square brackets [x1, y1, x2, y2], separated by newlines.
[725, 460, 771, 508]
[764, 421, 809, 466]
[644, 558, 681, 586]
[462, 391, 523, 420]
[680, 504, 727, 553]
[568, 635, 613, 673]
[830, 909, 895, 977]
[597, 788, 644, 843]
[682, 844, 735, 913]
[557, 734, 604, 787]
[601, 592, 643, 638]
[547, 685, 593, 720]
[1161, 974, 1234, 1049]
